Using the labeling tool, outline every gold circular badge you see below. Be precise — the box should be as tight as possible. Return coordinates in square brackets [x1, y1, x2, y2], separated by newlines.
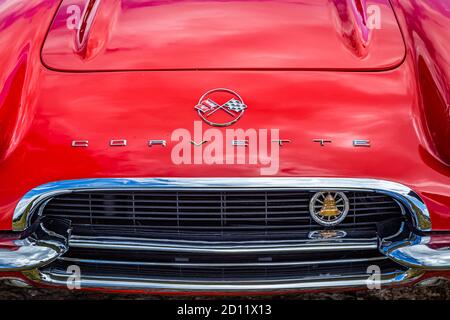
[309, 191, 350, 226]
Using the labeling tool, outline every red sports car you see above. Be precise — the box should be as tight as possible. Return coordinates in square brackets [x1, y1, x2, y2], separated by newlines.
[0, 0, 448, 294]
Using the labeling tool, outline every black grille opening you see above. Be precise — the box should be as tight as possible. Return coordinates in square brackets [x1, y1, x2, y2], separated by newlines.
[41, 190, 407, 241]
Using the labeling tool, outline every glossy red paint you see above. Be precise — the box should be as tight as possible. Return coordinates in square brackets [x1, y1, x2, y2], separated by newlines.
[42, 0, 405, 71]
[0, 0, 448, 240]
[390, 0, 450, 167]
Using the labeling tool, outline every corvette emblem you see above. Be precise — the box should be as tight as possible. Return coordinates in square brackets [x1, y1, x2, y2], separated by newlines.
[308, 230, 347, 240]
[309, 191, 349, 226]
[194, 88, 247, 127]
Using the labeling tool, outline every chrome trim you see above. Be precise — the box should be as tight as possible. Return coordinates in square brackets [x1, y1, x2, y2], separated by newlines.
[195, 88, 246, 127]
[272, 139, 291, 146]
[23, 268, 424, 292]
[57, 255, 387, 268]
[69, 236, 379, 254]
[0, 219, 69, 271]
[71, 140, 88, 147]
[353, 140, 371, 147]
[231, 140, 249, 147]
[381, 235, 450, 270]
[308, 230, 347, 240]
[109, 139, 127, 147]
[190, 140, 208, 147]
[313, 139, 332, 146]
[12, 177, 431, 231]
[148, 140, 167, 147]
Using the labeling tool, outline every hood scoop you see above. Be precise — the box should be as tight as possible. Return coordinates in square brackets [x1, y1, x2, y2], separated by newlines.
[42, 0, 405, 71]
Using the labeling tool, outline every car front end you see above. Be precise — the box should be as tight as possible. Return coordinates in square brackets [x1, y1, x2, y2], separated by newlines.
[0, 0, 449, 294]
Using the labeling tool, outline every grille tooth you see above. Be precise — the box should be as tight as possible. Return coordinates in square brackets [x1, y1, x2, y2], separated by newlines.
[42, 190, 405, 240]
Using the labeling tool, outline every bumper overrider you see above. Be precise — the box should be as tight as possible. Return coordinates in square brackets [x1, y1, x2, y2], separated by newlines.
[1, 178, 449, 293]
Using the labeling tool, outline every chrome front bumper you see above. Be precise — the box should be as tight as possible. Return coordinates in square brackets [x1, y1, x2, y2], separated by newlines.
[24, 268, 423, 292]
[0, 219, 69, 271]
[4, 233, 450, 292]
[382, 235, 450, 270]
[1, 177, 449, 292]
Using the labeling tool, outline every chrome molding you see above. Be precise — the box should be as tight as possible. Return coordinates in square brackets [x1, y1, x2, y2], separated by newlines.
[353, 140, 371, 147]
[381, 235, 450, 270]
[23, 268, 424, 293]
[57, 255, 387, 268]
[12, 177, 431, 232]
[0, 219, 69, 271]
[69, 236, 379, 254]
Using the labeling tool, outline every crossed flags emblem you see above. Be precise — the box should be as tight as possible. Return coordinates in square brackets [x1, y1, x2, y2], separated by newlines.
[195, 98, 247, 117]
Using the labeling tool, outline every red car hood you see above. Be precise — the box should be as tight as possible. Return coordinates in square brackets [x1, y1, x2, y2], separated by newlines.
[41, 0, 405, 71]
[1, 65, 449, 228]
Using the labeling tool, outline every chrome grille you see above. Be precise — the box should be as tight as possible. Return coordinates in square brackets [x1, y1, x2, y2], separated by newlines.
[45, 246, 406, 282]
[41, 190, 405, 240]
[20, 178, 425, 291]
[48, 256, 403, 282]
